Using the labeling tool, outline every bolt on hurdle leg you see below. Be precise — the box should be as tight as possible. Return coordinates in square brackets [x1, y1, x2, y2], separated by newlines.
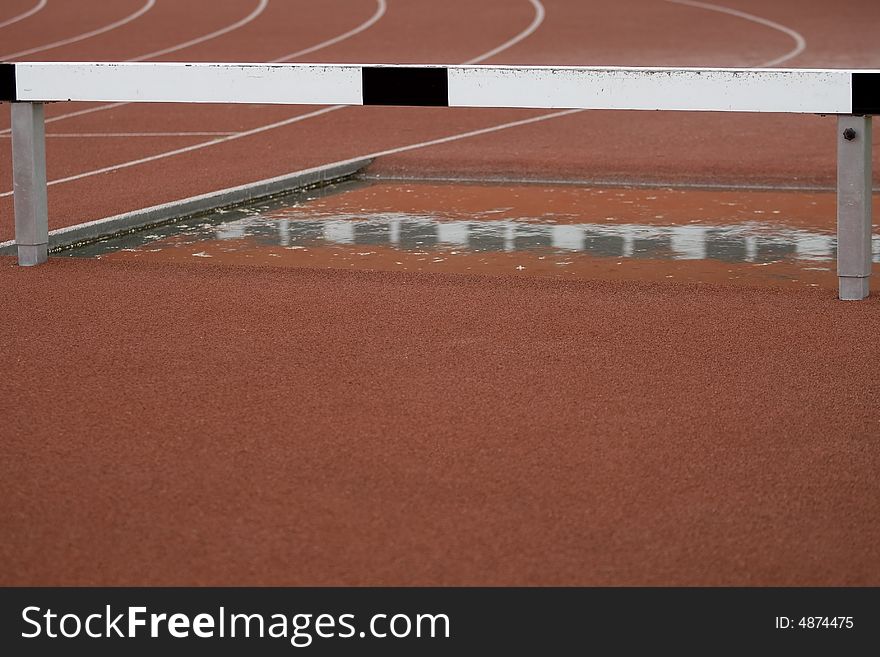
[837, 115, 873, 300]
[11, 102, 48, 266]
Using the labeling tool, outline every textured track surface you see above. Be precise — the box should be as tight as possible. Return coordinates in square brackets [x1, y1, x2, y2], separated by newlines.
[1, 257, 878, 586]
[1, 1, 879, 586]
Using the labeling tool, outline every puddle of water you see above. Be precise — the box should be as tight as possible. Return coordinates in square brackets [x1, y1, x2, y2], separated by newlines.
[62, 180, 880, 290]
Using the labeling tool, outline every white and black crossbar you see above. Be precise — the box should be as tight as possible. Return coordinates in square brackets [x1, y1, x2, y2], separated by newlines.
[1, 62, 877, 300]
[1, 62, 879, 114]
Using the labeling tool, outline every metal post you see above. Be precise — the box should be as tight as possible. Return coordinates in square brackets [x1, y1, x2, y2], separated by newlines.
[837, 115, 873, 300]
[11, 102, 48, 266]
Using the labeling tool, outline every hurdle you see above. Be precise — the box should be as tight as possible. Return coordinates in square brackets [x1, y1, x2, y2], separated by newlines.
[1, 63, 877, 299]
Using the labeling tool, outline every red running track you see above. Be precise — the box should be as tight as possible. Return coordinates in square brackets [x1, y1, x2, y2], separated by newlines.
[0, 1, 879, 586]
[1, 0, 880, 241]
[0, 258, 878, 586]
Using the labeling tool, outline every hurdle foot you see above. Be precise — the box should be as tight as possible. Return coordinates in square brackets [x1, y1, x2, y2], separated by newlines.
[17, 243, 48, 266]
[839, 276, 870, 300]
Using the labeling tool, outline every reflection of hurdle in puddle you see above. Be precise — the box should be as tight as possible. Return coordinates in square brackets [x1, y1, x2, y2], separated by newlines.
[214, 216, 874, 265]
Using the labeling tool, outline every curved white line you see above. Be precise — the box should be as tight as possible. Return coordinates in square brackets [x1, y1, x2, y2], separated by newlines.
[337, 0, 808, 177]
[466, 0, 545, 64]
[13, 0, 545, 191]
[0, 0, 48, 31]
[272, 0, 387, 63]
[130, 0, 269, 62]
[0, 0, 156, 61]
[663, 0, 806, 67]
[0, 0, 375, 134]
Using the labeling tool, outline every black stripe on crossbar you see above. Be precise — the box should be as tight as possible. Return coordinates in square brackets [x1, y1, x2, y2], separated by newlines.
[852, 72, 880, 115]
[362, 67, 448, 106]
[0, 63, 15, 102]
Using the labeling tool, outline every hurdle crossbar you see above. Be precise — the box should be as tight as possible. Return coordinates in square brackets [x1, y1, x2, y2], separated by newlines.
[2, 63, 877, 299]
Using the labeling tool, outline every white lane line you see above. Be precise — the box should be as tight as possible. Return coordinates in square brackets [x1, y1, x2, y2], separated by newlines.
[271, 0, 387, 63]
[0, 0, 157, 60]
[465, 0, 545, 64]
[34, 103, 130, 129]
[0, 0, 377, 134]
[0, 0, 48, 31]
[129, 0, 269, 62]
[0, 132, 236, 138]
[0, 107, 342, 197]
[663, 0, 806, 67]
[2, 0, 544, 193]
[335, 1, 808, 178]
[318, 109, 584, 168]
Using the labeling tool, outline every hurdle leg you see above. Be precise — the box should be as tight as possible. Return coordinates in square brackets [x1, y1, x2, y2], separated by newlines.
[837, 115, 873, 300]
[11, 102, 48, 266]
